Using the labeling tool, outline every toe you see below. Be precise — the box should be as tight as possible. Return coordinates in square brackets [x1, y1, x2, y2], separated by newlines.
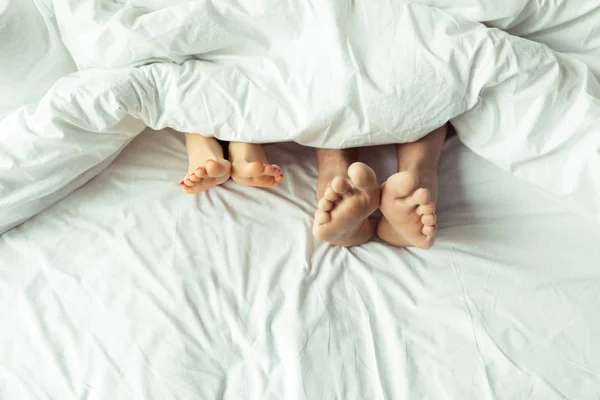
[245, 160, 265, 177]
[347, 162, 378, 191]
[421, 214, 436, 226]
[194, 167, 208, 179]
[181, 184, 195, 193]
[417, 203, 436, 216]
[188, 174, 200, 183]
[264, 164, 281, 175]
[205, 160, 229, 177]
[318, 197, 334, 211]
[183, 178, 196, 187]
[324, 187, 341, 202]
[264, 164, 275, 175]
[422, 225, 436, 238]
[269, 164, 283, 177]
[383, 171, 418, 198]
[314, 209, 331, 225]
[419, 236, 435, 249]
[331, 176, 351, 195]
[407, 188, 430, 206]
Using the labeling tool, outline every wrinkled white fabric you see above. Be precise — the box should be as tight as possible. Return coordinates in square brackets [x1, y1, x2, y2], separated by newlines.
[416, 0, 600, 77]
[2, 131, 600, 399]
[1, 0, 600, 234]
[0, 0, 76, 119]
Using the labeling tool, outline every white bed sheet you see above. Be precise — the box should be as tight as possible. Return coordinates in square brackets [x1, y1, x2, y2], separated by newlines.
[1, 128, 600, 399]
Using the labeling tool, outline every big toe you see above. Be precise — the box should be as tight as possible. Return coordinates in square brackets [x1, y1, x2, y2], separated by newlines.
[248, 160, 266, 176]
[383, 171, 419, 198]
[347, 162, 378, 191]
[205, 159, 230, 177]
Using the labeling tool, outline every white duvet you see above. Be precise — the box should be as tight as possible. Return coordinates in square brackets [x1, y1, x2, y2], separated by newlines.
[1, 0, 600, 233]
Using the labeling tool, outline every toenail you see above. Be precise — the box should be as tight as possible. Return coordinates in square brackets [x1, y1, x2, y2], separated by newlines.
[179, 180, 185, 186]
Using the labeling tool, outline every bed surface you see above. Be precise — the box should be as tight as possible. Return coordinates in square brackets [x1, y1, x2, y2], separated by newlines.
[1, 128, 600, 399]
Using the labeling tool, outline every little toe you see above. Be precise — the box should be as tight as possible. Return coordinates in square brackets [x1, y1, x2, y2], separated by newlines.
[420, 236, 435, 249]
[421, 214, 436, 226]
[315, 209, 331, 225]
[181, 184, 196, 193]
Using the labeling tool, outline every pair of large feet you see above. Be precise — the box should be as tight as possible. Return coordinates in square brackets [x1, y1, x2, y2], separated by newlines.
[313, 162, 437, 248]
[180, 144, 283, 194]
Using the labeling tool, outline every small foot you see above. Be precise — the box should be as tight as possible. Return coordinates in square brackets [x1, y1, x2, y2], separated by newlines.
[180, 159, 231, 194]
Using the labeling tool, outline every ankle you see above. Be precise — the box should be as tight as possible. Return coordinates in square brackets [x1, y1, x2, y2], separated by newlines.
[228, 142, 266, 163]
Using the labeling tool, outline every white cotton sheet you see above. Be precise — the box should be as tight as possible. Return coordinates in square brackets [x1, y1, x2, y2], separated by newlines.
[1, 129, 599, 399]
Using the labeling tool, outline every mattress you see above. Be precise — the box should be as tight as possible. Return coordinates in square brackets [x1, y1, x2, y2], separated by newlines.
[1, 128, 599, 399]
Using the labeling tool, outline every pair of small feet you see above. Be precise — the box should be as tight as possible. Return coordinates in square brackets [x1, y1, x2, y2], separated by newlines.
[180, 144, 283, 194]
[313, 162, 437, 248]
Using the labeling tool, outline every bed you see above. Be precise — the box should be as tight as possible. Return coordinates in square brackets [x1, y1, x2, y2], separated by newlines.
[2, 1, 600, 399]
[2, 128, 600, 399]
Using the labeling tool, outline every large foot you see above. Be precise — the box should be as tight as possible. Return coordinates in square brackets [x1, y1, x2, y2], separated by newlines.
[312, 162, 380, 247]
[376, 171, 437, 249]
[180, 159, 231, 194]
[229, 142, 283, 187]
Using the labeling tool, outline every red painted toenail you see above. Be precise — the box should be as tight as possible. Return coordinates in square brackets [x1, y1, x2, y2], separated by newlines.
[179, 180, 185, 186]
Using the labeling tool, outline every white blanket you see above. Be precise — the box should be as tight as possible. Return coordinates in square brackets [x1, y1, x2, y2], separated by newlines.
[1, 0, 600, 233]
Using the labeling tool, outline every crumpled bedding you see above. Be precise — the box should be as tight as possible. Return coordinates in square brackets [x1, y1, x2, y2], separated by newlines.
[2, 130, 600, 399]
[1, 0, 599, 234]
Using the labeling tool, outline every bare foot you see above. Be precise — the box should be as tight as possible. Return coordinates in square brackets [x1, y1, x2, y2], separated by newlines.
[231, 160, 283, 187]
[229, 142, 283, 187]
[312, 162, 380, 247]
[180, 158, 231, 194]
[376, 171, 437, 249]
